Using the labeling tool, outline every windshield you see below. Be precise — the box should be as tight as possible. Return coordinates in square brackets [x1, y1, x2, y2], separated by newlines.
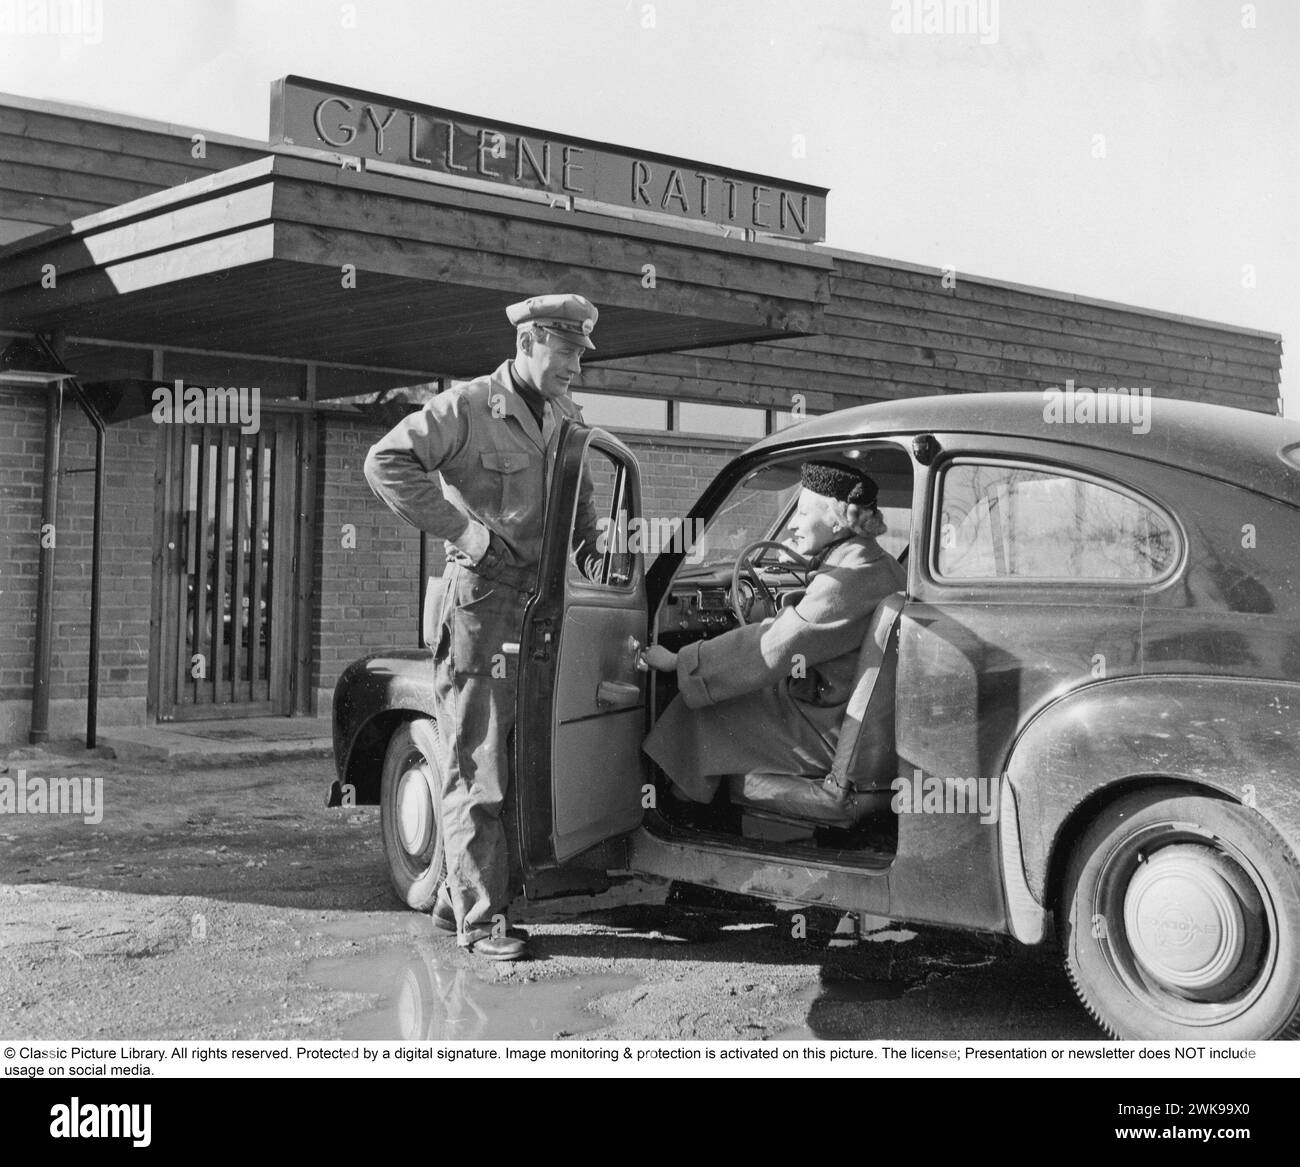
[678, 451, 913, 574]
[684, 479, 801, 570]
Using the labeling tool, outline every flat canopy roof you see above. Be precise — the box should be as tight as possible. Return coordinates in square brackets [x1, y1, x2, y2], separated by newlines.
[0, 155, 832, 398]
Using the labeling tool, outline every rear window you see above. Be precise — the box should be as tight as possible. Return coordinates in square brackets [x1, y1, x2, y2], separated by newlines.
[935, 461, 1179, 583]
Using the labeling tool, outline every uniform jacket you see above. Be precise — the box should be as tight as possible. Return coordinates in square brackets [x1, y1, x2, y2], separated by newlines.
[644, 536, 906, 794]
[363, 359, 595, 571]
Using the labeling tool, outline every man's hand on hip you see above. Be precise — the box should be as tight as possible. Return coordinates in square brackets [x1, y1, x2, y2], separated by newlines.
[446, 519, 491, 567]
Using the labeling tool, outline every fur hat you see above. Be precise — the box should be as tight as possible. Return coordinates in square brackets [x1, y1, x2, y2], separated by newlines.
[800, 461, 879, 507]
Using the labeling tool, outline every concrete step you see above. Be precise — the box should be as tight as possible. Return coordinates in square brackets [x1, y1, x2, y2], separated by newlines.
[96, 716, 333, 768]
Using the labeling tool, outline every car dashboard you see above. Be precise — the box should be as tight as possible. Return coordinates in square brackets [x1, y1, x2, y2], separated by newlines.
[658, 583, 735, 636]
[649, 566, 806, 719]
[654, 567, 808, 642]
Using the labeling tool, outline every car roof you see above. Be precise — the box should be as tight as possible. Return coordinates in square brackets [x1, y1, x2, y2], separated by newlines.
[749, 392, 1300, 507]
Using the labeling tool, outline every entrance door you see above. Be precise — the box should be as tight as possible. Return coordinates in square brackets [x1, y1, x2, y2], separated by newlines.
[154, 415, 299, 720]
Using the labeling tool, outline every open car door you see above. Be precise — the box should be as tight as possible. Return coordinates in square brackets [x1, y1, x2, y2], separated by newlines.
[515, 420, 648, 881]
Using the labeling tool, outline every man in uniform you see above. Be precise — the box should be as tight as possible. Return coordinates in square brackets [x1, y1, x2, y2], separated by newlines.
[363, 293, 601, 960]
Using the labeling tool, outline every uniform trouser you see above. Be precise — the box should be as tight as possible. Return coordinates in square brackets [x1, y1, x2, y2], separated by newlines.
[431, 562, 531, 946]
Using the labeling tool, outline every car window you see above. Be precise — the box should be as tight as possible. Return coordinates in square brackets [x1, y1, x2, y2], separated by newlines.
[935, 461, 1178, 582]
[570, 443, 637, 589]
[686, 449, 914, 572]
[686, 479, 798, 570]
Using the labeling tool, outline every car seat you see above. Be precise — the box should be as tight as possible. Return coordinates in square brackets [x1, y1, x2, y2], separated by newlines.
[727, 591, 904, 830]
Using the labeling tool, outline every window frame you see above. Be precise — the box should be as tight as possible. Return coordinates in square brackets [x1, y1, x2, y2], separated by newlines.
[665, 437, 917, 578]
[565, 429, 643, 595]
[928, 456, 1185, 589]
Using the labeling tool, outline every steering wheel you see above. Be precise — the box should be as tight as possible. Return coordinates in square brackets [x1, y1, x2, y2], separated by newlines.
[730, 540, 814, 624]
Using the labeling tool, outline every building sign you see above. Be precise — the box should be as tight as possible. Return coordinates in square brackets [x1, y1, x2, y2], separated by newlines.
[270, 76, 827, 243]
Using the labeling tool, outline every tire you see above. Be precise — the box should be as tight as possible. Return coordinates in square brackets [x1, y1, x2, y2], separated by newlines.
[379, 718, 446, 912]
[1061, 789, 1300, 1040]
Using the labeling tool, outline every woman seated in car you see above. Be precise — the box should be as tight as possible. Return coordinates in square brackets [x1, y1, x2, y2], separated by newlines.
[641, 461, 906, 817]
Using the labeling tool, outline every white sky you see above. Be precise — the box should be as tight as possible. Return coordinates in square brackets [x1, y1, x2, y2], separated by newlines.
[3, 0, 1297, 412]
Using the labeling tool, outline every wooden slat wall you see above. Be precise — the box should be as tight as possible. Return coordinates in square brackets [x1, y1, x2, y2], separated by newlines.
[0, 103, 260, 227]
[582, 255, 1283, 415]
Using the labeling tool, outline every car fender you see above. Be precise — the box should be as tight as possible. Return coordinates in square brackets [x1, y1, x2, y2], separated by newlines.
[1003, 675, 1300, 914]
[330, 650, 438, 805]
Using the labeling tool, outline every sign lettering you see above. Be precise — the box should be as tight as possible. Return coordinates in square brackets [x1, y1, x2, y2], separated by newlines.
[271, 76, 826, 242]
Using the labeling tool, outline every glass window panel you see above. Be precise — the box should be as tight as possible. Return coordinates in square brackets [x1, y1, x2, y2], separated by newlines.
[328, 382, 442, 407]
[773, 407, 822, 430]
[874, 506, 911, 562]
[676, 402, 766, 438]
[570, 445, 638, 589]
[571, 392, 668, 431]
[937, 463, 1178, 581]
[688, 467, 800, 572]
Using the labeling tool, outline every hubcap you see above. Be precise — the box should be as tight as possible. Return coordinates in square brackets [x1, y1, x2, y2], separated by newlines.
[1123, 843, 1261, 996]
[395, 764, 434, 856]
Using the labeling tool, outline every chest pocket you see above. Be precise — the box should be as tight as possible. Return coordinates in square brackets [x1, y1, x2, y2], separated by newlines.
[480, 450, 535, 523]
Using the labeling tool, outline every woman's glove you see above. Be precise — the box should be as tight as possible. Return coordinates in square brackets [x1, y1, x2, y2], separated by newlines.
[639, 645, 678, 672]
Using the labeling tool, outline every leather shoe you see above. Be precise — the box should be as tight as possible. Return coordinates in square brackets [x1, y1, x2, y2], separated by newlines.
[466, 933, 529, 961]
[664, 788, 729, 832]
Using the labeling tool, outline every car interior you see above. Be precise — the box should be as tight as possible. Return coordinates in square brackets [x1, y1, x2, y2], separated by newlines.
[645, 442, 915, 865]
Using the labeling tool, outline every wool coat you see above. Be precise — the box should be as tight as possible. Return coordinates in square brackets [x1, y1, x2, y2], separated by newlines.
[642, 535, 906, 803]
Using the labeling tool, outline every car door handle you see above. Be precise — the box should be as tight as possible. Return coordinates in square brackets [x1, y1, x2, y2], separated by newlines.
[596, 680, 641, 709]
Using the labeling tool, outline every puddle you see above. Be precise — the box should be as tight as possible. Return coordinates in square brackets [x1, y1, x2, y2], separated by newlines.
[308, 947, 640, 1040]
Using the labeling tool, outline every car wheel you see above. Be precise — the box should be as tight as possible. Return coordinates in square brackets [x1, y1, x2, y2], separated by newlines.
[1061, 789, 1300, 1040]
[379, 718, 446, 912]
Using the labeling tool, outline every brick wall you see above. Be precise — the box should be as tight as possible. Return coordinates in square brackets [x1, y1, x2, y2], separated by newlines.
[0, 389, 155, 741]
[0, 389, 45, 736]
[311, 415, 424, 712]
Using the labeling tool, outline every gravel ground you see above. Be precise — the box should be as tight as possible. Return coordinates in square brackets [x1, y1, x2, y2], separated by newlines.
[0, 750, 1103, 1042]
